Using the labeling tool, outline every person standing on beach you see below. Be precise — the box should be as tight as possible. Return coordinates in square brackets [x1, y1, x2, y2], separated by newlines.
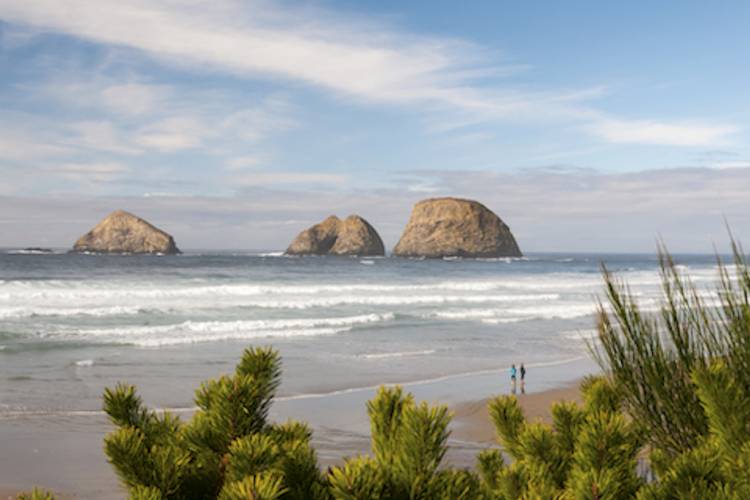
[520, 363, 526, 394]
[510, 364, 517, 394]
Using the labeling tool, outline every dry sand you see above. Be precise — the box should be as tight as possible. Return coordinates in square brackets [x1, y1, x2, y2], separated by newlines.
[450, 380, 583, 444]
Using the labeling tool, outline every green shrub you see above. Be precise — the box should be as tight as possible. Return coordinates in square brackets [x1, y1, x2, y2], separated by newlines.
[328, 386, 480, 499]
[594, 242, 750, 456]
[16, 489, 56, 500]
[103, 346, 327, 500]
[481, 375, 644, 499]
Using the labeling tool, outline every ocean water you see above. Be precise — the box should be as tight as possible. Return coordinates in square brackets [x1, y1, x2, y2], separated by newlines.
[0, 250, 724, 415]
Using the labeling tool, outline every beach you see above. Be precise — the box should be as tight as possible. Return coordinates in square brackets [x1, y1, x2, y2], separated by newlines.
[0, 355, 596, 498]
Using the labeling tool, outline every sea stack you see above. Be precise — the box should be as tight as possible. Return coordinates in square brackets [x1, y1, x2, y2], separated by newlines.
[393, 197, 521, 258]
[286, 215, 385, 256]
[73, 210, 180, 255]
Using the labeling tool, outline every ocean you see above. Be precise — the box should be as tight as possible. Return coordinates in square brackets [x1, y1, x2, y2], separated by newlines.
[0, 250, 723, 416]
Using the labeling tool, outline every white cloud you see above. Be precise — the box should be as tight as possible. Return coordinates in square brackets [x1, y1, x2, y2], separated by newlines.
[55, 161, 129, 182]
[0, 129, 73, 162]
[0, 0, 488, 106]
[0, 0, 604, 129]
[99, 83, 171, 116]
[588, 118, 738, 147]
[65, 121, 142, 154]
[0, 0, 741, 160]
[134, 116, 210, 152]
[235, 171, 348, 187]
[31, 78, 171, 117]
[221, 100, 297, 142]
[226, 155, 264, 170]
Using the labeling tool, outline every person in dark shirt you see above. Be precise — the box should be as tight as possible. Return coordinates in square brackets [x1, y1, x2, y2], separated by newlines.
[520, 363, 526, 394]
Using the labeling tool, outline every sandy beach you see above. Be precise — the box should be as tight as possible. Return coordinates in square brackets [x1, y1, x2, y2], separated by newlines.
[451, 380, 584, 444]
[0, 356, 595, 499]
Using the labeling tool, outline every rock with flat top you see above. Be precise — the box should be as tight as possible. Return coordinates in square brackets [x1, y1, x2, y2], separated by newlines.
[286, 215, 385, 256]
[73, 210, 180, 254]
[393, 197, 521, 258]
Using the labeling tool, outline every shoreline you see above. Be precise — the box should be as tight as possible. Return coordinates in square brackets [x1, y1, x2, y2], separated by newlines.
[0, 358, 596, 498]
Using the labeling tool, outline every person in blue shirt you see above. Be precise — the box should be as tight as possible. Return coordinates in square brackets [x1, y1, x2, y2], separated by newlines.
[510, 364, 517, 394]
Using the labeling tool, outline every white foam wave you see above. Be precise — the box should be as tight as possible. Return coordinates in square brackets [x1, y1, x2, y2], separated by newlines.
[6, 249, 58, 255]
[52, 313, 395, 346]
[248, 293, 562, 309]
[428, 303, 596, 324]
[74, 359, 94, 367]
[133, 327, 351, 347]
[0, 305, 146, 319]
[0, 276, 607, 301]
[358, 349, 436, 360]
[0, 292, 564, 316]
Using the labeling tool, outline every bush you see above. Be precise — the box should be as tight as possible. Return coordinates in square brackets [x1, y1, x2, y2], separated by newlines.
[103, 346, 327, 499]
[480, 375, 645, 499]
[328, 386, 480, 499]
[594, 242, 750, 456]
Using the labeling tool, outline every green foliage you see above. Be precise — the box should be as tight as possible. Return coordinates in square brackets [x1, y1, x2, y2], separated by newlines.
[592, 242, 750, 456]
[103, 346, 326, 500]
[585, 240, 750, 497]
[481, 375, 644, 499]
[329, 385, 478, 499]
[16, 489, 56, 500]
[218, 473, 286, 500]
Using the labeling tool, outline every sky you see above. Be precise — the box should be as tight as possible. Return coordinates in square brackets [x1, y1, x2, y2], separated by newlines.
[0, 0, 748, 252]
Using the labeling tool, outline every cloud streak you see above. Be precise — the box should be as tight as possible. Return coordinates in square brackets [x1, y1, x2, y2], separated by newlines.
[0, 0, 738, 147]
[588, 118, 739, 147]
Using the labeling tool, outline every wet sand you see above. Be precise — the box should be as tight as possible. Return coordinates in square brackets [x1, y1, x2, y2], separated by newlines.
[0, 358, 596, 498]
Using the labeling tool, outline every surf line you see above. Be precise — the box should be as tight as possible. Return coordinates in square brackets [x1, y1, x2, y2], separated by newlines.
[0, 355, 592, 420]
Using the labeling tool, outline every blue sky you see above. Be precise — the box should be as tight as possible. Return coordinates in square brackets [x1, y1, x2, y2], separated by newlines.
[0, 0, 748, 252]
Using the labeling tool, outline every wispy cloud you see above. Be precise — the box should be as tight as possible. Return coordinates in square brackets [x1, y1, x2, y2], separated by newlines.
[55, 161, 130, 182]
[0, 0, 737, 147]
[0, 0, 491, 106]
[65, 121, 142, 155]
[587, 118, 739, 147]
[33, 79, 172, 117]
[234, 171, 348, 188]
[133, 116, 209, 152]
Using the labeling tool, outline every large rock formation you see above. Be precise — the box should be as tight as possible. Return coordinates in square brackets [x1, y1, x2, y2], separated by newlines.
[393, 197, 521, 258]
[286, 215, 385, 256]
[73, 210, 180, 255]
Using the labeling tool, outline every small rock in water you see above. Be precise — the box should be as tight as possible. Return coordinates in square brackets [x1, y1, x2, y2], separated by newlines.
[393, 197, 522, 258]
[286, 215, 385, 256]
[72, 210, 180, 255]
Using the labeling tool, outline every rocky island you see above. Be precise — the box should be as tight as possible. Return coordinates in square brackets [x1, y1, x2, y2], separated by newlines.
[393, 197, 521, 258]
[286, 215, 385, 256]
[72, 210, 180, 255]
